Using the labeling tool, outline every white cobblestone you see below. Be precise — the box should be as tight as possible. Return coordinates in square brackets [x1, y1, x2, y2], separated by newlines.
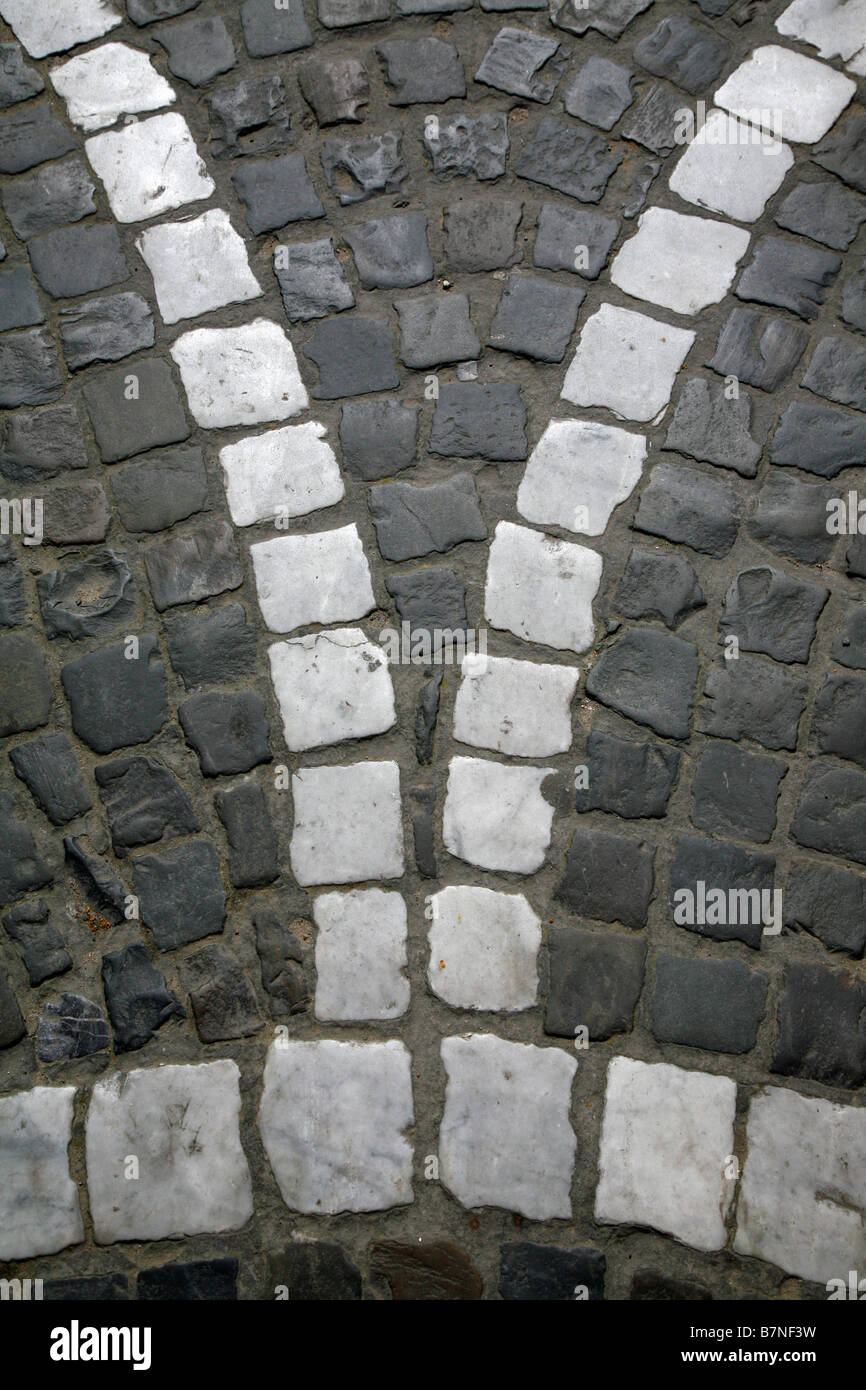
[314, 889, 409, 1020]
[0, 1085, 83, 1261]
[85, 112, 214, 223]
[251, 525, 375, 633]
[427, 885, 541, 1011]
[0, 0, 121, 58]
[715, 44, 855, 144]
[610, 207, 751, 315]
[290, 760, 404, 885]
[221, 421, 343, 528]
[485, 521, 603, 653]
[517, 419, 646, 538]
[137, 210, 262, 326]
[268, 628, 395, 751]
[453, 652, 578, 757]
[442, 754, 555, 873]
[669, 110, 793, 223]
[171, 319, 308, 428]
[50, 42, 176, 132]
[776, 0, 866, 76]
[561, 304, 695, 423]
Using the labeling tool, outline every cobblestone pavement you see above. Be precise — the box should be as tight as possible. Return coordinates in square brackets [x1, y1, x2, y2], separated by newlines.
[0, 0, 865, 1303]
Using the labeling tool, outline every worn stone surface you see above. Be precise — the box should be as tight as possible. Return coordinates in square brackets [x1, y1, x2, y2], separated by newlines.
[719, 566, 829, 664]
[545, 926, 645, 1039]
[586, 629, 699, 739]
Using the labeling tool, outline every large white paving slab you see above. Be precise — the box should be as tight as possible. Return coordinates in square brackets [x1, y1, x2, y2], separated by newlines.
[251, 525, 375, 633]
[0, 1086, 83, 1260]
[610, 208, 750, 315]
[314, 889, 409, 1020]
[561, 304, 695, 423]
[85, 1061, 253, 1244]
[290, 761, 404, 885]
[485, 521, 602, 653]
[427, 885, 541, 1011]
[733, 1085, 866, 1284]
[453, 652, 578, 757]
[442, 755, 555, 874]
[517, 419, 646, 538]
[594, 1057, 737, 1252]
[0, 0, 121, 57]
[221, 421, 343, 527]
[259, 1039, 414, 1213]
[439, 1034, 577, 1218]
[776, 0, 866, 75]
[669, 110, 793, 222]
[715, 45, 855, 144]
[269, 628, 395, 751]
[85, 112, 214, 223]
[137, 209, 261, 325]
[171, 319, 307, 428]
[51, 43, 175, 132]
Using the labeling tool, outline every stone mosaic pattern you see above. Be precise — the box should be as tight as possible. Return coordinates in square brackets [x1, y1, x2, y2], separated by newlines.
[0, 0, 865, 1302]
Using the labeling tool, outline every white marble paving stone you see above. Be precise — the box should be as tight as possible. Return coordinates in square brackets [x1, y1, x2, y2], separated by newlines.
[221, 421, 343, 528]
[669, 110, 793, 223]
[170, 319, 308, 428]
[733, 1085, 866, 1284]
[442, 754, 555, 874]
[50, 42, 176, 132]
[427, 885, 541, 1011]
[258, 1039, 414, 1213]
[517, 419, 646, 538]
[268, 627, 395, 751]
[610, 207, 751, 315]
[85, 112, 214, 223]
[137, 209, 261, 325]
[484, 520, 603, 653]
[313, 888, 409, 1020]
[439, 1034, 577, 1219]
[594, 1056, 737, 1252]
[453, 652, 578, 757]
[290, 760, 404, 885]
[0, 0, 121, 58]
[715, 44, 855, 144]
[0, 1086, 83, 1261]
[85, 1061, 253, 1244]
[251, 525, 375, 633]
[776, 0, 866, 75]
[561, 304, 695, 423]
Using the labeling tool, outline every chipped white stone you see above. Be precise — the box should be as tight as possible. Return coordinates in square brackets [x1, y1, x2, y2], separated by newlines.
[595, 1057, 737, 1252]
[85, 1061, 253, 1244]
[137, 209, 261, 325]
[427, 885, 541, 1011]
[290, 760, 404, 886]
[221, 421, 343, 528]
[715, 44, 855, 144]
[733, 1085, 866, 1284]
[776, 0, 866, 76]
[0, 0, 121, 58]
[561, 304, 695, 424]
[251, 525, 375, 633]
[453, 653, 578, 757]
[442, 755, 555, 874]
[610, 207, 750, 315]
[171, 319, 308, 428]
[50, 43, 176, 132]
[485, 521, 602, 654]
[517, 419, 646, 538]
[313, 889, 409, 1021]
[85, 112, 214, 223]
[669, 110, 794, 222]
[439, 1034, 577, 1219]
[0, 1086, 83, 1261]
[259, 1039, 414, 1213]
[268, 627, 395, 751]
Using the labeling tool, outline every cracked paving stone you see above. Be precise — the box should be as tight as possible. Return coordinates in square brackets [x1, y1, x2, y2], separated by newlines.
[769, 398, 866, 477]
[716, 45, 855, 145]
[621, 85, 685, 156]
[475, 28, 569, 104]
[634, 15, 730, 95]
[61, 635, 168, 754]
[299, 56, 368, 125]
[562, 304, 694, 422]
[499, 1244, 605, 1302]
[802, 334, 866, 412]
[101, 942, 186, 1052]
[133, 839, 226, 950]
[544, 926, 646, 1038]
[275, 237, 354, 321]
[430, 382, 526, 461]
[557, 826, 655, 929]
[443, 197, 521, 272]
[612, 208, 748, 316]
[785, 860, 866, 958]
[736, 237, 841, 322]
[339, 398, 417, 478]
[0, 1085, 82, 1261]
[775, 180, 866, 251]
[719, 566, 829, 664]
[110, 447, 208, 534]
[773, 963, 866, 1088]
[240, 0, 312, 55]
[215, 780, 278, 888]
[59, 292, 154, 371]
[206, 74, 289, 159]
[137, 209, 261, 325]
[586, 629, 699, 739]
[423, 110, 508, 180]
[577, 729, 680, 818]
[29, 223, 128, 300]
[0, 793, 52, 906]
[485, 521, 602, 653]
[0, 328, 62, 407]
[172, 320, 307, 427]
[82, 358, 189, 463]
[834, 603, 866, 670]
[128, 0, 201, 21]
[814, 109, 866, 195]
[254, 911, 308, 1016]
[651, 955, 767, 1055]
[267, 1242, 359, 1300]
[550, 0, 653, 39]
[268, 628, 395, 751]
[85, 113, 214, 223]
[37, 994, 109, 1062]
[370, 472, 487, 562]
[0, 966, 24, 1046]
[10, 732, 92, 824]
[669, 110, 792, 223]
[563, 57, 633, 130]
[290, 761, 403, 885]
[792, 761, 866, 866]
[747, 473, 836, 565]
[51, 42, 176, 132]
[305, 315, 398, 396]
[615, 546, 706, 629]
[489, 271, 583, 362]
[0, 266, 42, 331]
[251, 525, 374, 633]
[708, 308, 810, 394]
[634, 461, 742, 557]
[221, 421, 343, 527]
[321, 129, 406, 204]
[179, 690, 270, 776]
[42, 479, 111, 544]
[1, 156, 95, 240]
[3, 900, 70, 985]
[670, 834, 774, 949]
[453, 653, 578, 757]
[314, 888, 408, 1021]
[518, 418, 645, 535]
[813, 674, 866, 768]
[0, 632, 51, 735]
[180, 944, 263, 1042]
[386, 566, 467, 635]
[232, 153, 323, 234]
[0, 104, 75, 174]
[153, 17, 236, 87]
[395, 291, 480, 368]
[95, 755, 199, 854]
[427, 884, 540, 1012]
[372, 1240, 482, 1301]
[533, 203, 619, 280]
[379, 37, 465, 105]
[344, 212, 432, 288]
[515, 116, 622, 202]
[138, 1259, 238, 1301]
[0, 43, 43, 107]
[143, 516, 243, 610]
[664, 376, 763, 477]
[842, 258, 866, 333]
[691, 740, 786, 843]
[443, 755, 555, 874]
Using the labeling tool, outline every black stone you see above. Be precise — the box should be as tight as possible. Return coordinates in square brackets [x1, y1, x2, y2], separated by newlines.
[0, 551, 25, 627]
[691, 740, 785, 844]
[370, 473, 487, 561]
[785, 860, 866, 958]
[267, 1243, 361, 1300]
[429, 383, 526, 462]
[621, 84, 684, 155]
[802, 335, 866, 412]
[775, 180, 866, 251]
[0, 105, 75, 175]
[847, 533, 866, 577]
[499, 1243, 605, 1301]
[792, 761, 866, 867]
[411, 785, 437, 878]
[61, 635, 168, 754]
[1, 403, 87, 483]
[134, 839, 226, 950]
[651, 954, 767, 1053]
[179, 690, 271, 776]
[321, 130, 407, 204]
[813, 674, 866, 768]
[772, 963, 866, 1088]
[82, 359, 189, 463]
[551, 0, 651, 38]
[669, 834, 774, 949]
[37, 993, 110, 1061]
[634, 456, 742, 558]
[545, 925, 645, 1038]
[634, 16, 730, 95]
[138, 1259, 238, 1300]
[37, 549, 136, 640]
[814, 110, 866, 195]
[0, 328, 62, 407]
[0, 266, 43, 331]
[515, 116, 622, 202]
[719, 566, 828, 664]
[489, 271, 583, 362]
[370, 1239, 482, 1301]
[95, 756, 199, 854]
[344, 212, 432, 288]
[615, 547, 705, 629]
[0, 633, 51, 735]
[621, 155, 660, 218]
[576, 729, 680, 819]
[215, 779, 278, 887]
[585, 629, 699, 740]
[275, 237, 354, 321]
[43, 480, 111, 545]
[378, 38, 465, 105]
[101, 941, 186, 1052]
[9, 732, 92, 825]
[833, 603, 866, 671]
[2, 158, 95, 241]
[708, 308, 809, 392]
[299, 57, 369, 125]
[747, 474, 836, 565]
[415, 669, 442, 765]
[395, 292, 480, 368]
[154, 16, 236, 87]
[0, 966, 24, 1047]
[43, 1276, 128, 1300]
[60, 292, 154, 371]
[841, 258, 866, 334]
[305, 315, 398, 396]
[422, 110, 508, 181]
[556, 827, 655, 929]
[0, 44, 44, 108]
[165, 603, 258, 689]
[180, 943, 263, 1042]
[631, 1271, 711, 1300]
[2, 899, 71, 985]
[533, 203, 619, 279]
[29, 224, 128, 300]
[207, 74, 289, 159]
[254, 910, 308, 1015]
[64, 835, 126, 920]
[563, 57, 633, 130]
[128, 0, 201, 20]
[143, 517, 243, 610]
[386, 567, 467, 635]
[474, 29, 568, 104]
[736, 236, 840, 322]
[769, 399, 866, 478]
[339, 399, 417, 479]
[232, 153, 323, 235]
[110, 447, 208, 534]
[240, 0, 313, 56]
[698, 656, 806, 751]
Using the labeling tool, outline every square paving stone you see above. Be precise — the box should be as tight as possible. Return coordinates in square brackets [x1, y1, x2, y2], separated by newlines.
[562, 304, 694, 422]
[423, 110, 508, 180]
[516, 116, 622, 202]
[171, 320, 308, 426]
[698, 656, 807, 752]
[0, 105, 75, 174]
[0, 1086, 82, 1261]
[339, 399, 417, 479]
[304, 315, 398, 396]
[50, 41, 175, 132]
[153, 16, 236, 87]
[274, 237, 354, 320]
[344, 212, 432, 288]
[269, 626, 396, 754]
[586, 629, 699, 740]
[143, 516, 243, 611]
[785, 860, 866, 959]
[28, 223, 128, 300]
[180, 945, 263, 1041]
[668, 110, 792, 223]
[371, 1238, 479, 1302]
[165, 602, 257, 689]
[634, 460, 742, 557]
[563, 57, 633, 130]
[42, 1275, 129, 1301]
[251, 525, 375, 633]
[40, 479, 109, 546]
[707, 308, 809, 393]
[621, 84, 684, 156]
[576, 729, 680, 818]
[1, 0, 122, 55]
[240, 0, 312, 55]
[267, 1241, 360, 1299]
[95, 755, 198, 853]
[802, 334, 866, 412]
[443, 198, 522, 272]
[715, 45, 855, 145]
[443, 756, 556, 874]
[0, 42, 43, 107]
[0, 632, 51, 735]
[370, 473, 486, 561]
[453, 654, 578, 758]
[378, 38, 465, 105]
[670, 834, 775, 949]
[499, 1244, 604, 1302]
[775, 180, 866, 251]
[517, 418, 645, 536]
[298, 57, 368, 126]
[179, 690, 270, 776]
[2, 900, 70, 986]
[533, 203, 619, 280]
[772, 963, 866, 1089]
[430, 382, 526, 462]
[37, 549, 135, 641]
[475, 28, 569, 103]
[0, 794, 52, 905]
[133, 840, 225, 950]
[651, 955, 767, 1054]
[691, 741, 786, 843]
[9, 732, 91, 825]
[485, 521, 601, 654]
[664, 376, 763, 477]
[1, 157, 96, 240]
[386, 566, 467, 636]
[1, 404, 87, 485]
[216, 779, 278, 888]
[615, 547, 705, 629]
[137, 209, 261, 325]
[206, 74, 289, 159]
[545, 926, 645, 1039]
[395, 292, 480, 368]
[0, 265, 42, 331]
[220, 420, 343, 527]
[84, 112, 214, 222]
[291, 761, 403, 885]
[321, 130, 406, 204]
[611, 207, 749, 316]
[61, 636, 168, 754]
[550, 0, 652, 37]
[0, 327, 62, 406]
[747, 474, 836, 565]
[719, 566, 829, 664]
[634, 15, 730, 95]
[59, 292, 153, 371]
[232, 153, 323, 235]
[792, 761, 866, 866]
[736, 236, 841, 322]
[82, 358, 189, 462]
[110, 447, 208, 534]
[770, 399, 866, 478]
[314, 888, 409, 1021]
[813, 673, 866, 767]
[814, 109, 866, 194]
[489, 272, 583, 363]
[556, 826, 655, 929]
